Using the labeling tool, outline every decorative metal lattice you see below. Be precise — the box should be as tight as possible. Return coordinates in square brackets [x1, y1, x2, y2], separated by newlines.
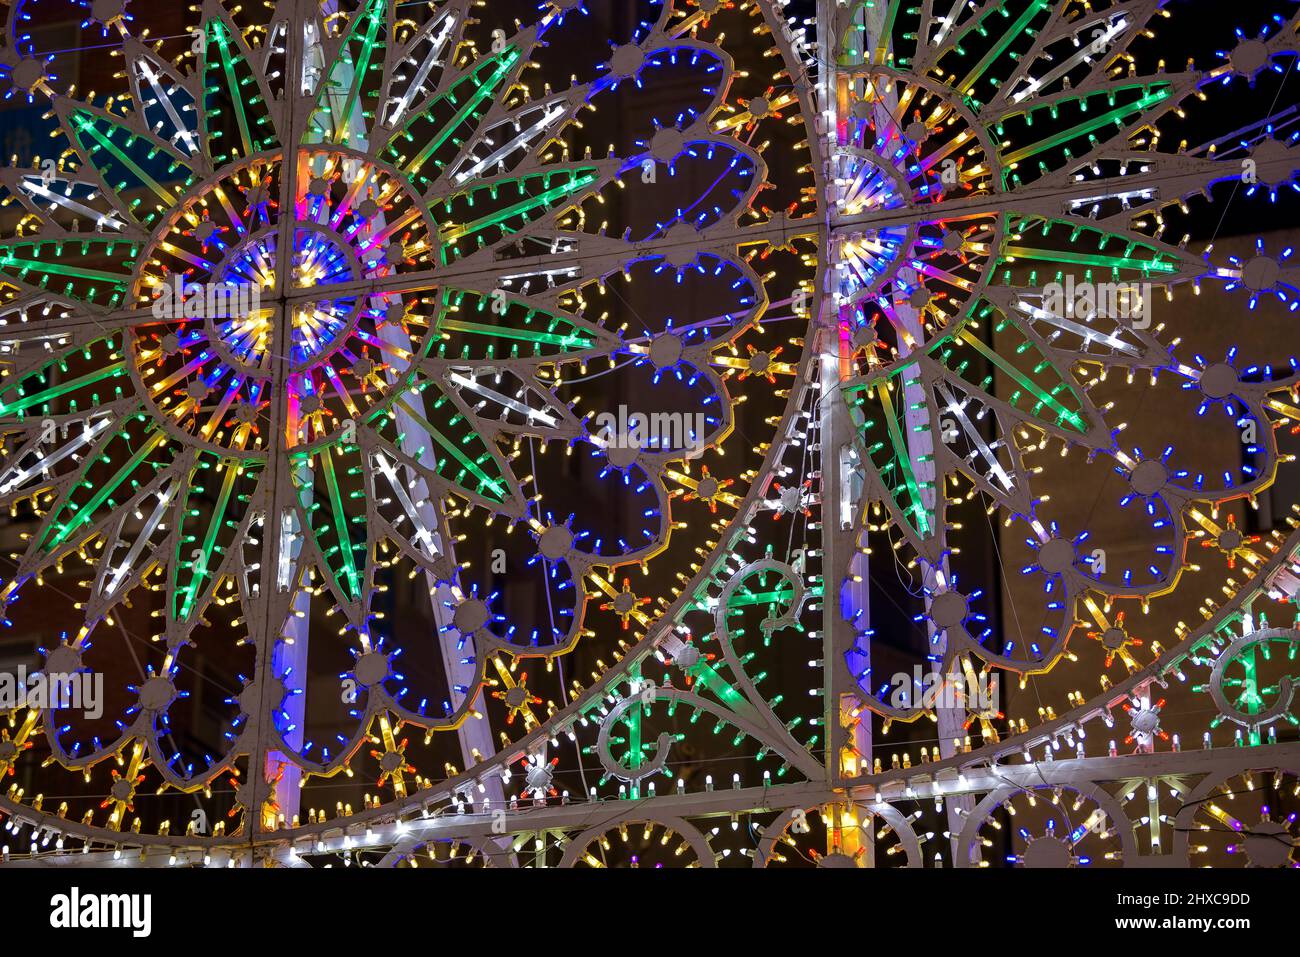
[0, 0, 1296, 869]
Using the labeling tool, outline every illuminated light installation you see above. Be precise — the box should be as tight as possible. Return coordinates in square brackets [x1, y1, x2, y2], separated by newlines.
[0, 0, 1293, 870]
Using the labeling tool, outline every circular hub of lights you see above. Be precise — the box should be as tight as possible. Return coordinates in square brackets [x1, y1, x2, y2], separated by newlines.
[129, 151, 440, 454]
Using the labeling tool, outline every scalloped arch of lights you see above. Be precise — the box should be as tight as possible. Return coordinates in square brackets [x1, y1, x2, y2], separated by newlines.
[0, 0, 1296, 869]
